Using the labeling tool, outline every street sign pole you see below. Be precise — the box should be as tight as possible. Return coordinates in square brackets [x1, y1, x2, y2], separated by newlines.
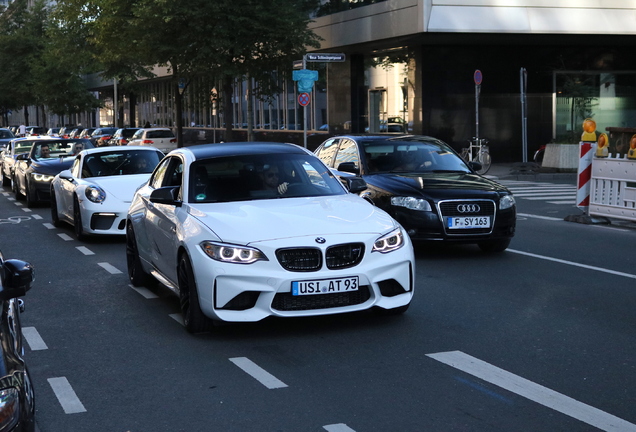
[303, 56, 307, 149]
[474, 70, 482, 141]
[520, 67, 528, 163]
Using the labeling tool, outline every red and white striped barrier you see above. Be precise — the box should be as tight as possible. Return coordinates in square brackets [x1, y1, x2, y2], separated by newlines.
[576, 141, 596, 211]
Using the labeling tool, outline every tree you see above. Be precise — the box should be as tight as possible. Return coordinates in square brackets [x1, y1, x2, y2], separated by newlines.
[52, 0, 321, 144]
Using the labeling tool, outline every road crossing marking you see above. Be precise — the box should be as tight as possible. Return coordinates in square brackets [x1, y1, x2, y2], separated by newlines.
[23, 327, 48, 350]
[47, 377, 87, 414]
[500, 181, 577, 205]
[428, 350, 636, 432]
[230, 357, 288, 389]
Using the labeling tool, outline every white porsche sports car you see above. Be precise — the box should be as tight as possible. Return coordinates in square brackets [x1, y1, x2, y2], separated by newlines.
[126, 142, 415, 333]
[50, 146, 164, 240]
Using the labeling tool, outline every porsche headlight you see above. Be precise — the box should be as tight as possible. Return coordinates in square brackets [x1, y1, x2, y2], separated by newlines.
[372, 228, 404, 253]
[499, 194, 515, 210]
[85, 185, 106, 203]
[31, 173, 55, 182]
[200, 241, 268, 264]
[391, 196, 432, 211]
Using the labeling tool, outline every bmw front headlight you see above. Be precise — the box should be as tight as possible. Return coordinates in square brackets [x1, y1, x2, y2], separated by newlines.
[200, 241, 268, 264]
[391, 196, 432, 211]
[31, 173, 55, 183]
[85, 185, 106, 203]
[499, 194, 515, 210]
[372, 228, 404, 253]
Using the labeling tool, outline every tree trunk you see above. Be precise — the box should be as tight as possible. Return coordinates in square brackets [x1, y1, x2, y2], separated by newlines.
[23, 106, 29, 126]
[174, 79, 184, 148]
[223, 76, 234, 142]
[247, 75, 254, 141]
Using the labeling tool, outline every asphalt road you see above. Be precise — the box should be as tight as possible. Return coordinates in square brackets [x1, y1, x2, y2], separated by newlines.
[1, 178, 635, 432]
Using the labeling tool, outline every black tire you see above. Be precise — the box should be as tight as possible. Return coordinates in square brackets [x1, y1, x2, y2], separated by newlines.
[50, 189, 62, 227]
[126, 224, 153, 287]
[477, 238, 511, 253]
[13, 176, 23, 200]
[178, 255, 215, 334]
[1, 172, 10, 187]
[25, 182, 36, 208]
[73, 197, 86, 241]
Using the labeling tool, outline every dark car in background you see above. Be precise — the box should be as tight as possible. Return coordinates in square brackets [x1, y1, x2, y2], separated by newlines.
[0, 250, 36, 432]
[315, 135, 516, 252]
[1, 139, 34, 187]
[89, 127, 119, 146]
[106, 128, 140, 146]
[25, 126, 45, 137]
[12, 138, 94, 206]
[0, 128, 16, 150]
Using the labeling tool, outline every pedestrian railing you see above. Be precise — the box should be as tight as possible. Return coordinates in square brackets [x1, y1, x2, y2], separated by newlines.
[588, 155, 636, 222]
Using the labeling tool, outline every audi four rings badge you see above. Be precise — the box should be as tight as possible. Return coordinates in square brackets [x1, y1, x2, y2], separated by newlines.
[457, 204, 480, 213]
[315, 237, 326, 244]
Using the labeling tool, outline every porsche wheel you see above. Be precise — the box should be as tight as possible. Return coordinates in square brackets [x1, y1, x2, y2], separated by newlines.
[50, 189, 62, 227]
[178, 255, 215, 334]
[73, 197, 86, 241]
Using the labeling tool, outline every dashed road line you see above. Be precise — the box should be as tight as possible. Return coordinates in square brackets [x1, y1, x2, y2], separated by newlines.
[130, 284, 158, 299]
[517, 213, 562, 221]
[47, 377, 87, 414]
[169, 313, 184, 325]
[427, 350, 636, 432]
[23, 327, 48, 351]
[43, 223, 56, 229]
[76, 246, 95, 255]
[31, 214, 42, 220]
[230, 357, 288, 389]
[324, 424, 356, 432]
[98, 262, 123, 274]
[21, 207, 31, 212]
[58, 233, 74, 241]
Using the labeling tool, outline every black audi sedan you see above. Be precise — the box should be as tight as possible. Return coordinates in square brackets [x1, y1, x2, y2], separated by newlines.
[12, 138, 94, 207]
[315, 135, 516, 252]
[0, 250, 36, 432]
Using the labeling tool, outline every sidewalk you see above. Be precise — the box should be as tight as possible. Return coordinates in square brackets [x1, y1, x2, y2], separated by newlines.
[485, 162, 577, 182]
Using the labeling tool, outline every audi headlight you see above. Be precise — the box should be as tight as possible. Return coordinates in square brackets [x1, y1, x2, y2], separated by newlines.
[200, 241, 268, 264]
[0, 388, 20, 431]
[499, 194, 515, 210]
[31, 173, 55, 182]
[391, 196, 432, 211]
[85, 185, 106, 203]
[372, 228, 404, 253]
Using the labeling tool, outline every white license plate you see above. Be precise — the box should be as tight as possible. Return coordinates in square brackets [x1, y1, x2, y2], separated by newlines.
[292, 276, 359, 296]
[447, 216, 491, 229]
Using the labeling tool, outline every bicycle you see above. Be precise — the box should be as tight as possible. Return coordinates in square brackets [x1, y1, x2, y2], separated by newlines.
[460, 137, 492, 175]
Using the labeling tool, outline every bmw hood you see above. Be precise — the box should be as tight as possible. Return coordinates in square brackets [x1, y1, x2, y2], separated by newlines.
[32, 157, 74, 176]
[92, 174, 151, 202]
[366, 172, 509, 197]
[188, 194, 399, 244]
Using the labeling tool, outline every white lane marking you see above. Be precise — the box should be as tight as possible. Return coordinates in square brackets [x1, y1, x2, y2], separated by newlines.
[7, 197, 15, 201]
[47, 377, 87, 414]
[21, 207, 32, 213]
[2, 192, 9, 196]
[76, 246, 94, 256]
[98, 262, 123, 274]
[427, 351, 636, 432]
[131, 284, 158, 299]
[547, 200, 576, 205]
[23, 327, 48, 350]
[229, 357, 288, 389]
[43, 222, 56, 229]
[508, 249, 636, 280]
[58, 233, 74, 241]
[170, 313, 184, 325]
[14, 202, 23, 206]
[31, 214, 42, 220]
[324, 424, 356, 432]
[517, 213, 562, 221]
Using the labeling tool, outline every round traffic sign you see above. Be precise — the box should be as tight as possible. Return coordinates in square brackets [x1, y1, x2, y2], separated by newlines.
[298, 92, 310, 107]
[474, 70, 483, 85]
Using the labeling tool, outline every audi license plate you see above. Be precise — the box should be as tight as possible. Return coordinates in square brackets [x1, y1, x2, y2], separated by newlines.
[292, 276, 359, 296]
[447, 216, 490, 229]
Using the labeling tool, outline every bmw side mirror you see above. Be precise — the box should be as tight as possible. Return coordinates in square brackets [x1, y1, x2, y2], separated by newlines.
[0, 259, 34, 300]
[150, 186, 182, 207]
[337, 161, 359, 174]
[346, 177, 367, 194]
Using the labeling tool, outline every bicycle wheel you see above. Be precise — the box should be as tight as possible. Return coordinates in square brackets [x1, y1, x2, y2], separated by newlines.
[476, 150, 491, 174]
